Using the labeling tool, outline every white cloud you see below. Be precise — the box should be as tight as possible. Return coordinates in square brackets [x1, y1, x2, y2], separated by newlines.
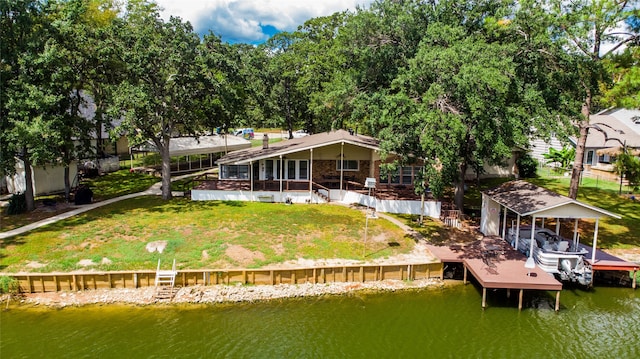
[155, 0, 374, 43]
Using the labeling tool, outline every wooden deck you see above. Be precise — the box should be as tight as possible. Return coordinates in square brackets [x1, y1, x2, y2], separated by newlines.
[427, 236, 563, 310]
[581, 244, 639, 288]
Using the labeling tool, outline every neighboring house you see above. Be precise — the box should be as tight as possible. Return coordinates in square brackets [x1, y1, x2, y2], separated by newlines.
[5, 158, 78, 196]
[529, 136, 565, 166]
[579, 108, 640, 172]
[77, 92, 129, 157]
[191, 129, 441, 217]
[136, 134, 252, 174]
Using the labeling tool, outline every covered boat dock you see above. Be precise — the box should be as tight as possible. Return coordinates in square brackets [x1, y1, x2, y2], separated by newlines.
[480, 180, 637, 287]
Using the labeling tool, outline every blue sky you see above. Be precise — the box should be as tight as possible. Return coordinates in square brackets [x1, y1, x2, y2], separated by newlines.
[155, 0, 374, 44]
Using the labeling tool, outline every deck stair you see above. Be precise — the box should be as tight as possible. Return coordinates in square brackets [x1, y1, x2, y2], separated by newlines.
[154, 259, 178, 301]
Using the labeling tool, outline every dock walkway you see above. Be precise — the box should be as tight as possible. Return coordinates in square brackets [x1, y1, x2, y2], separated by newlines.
[427, 236, 562, 311]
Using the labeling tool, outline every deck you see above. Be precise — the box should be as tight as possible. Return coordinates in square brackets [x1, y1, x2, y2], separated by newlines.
[427, 236, 563, 310]
[580, 244, 639, 288]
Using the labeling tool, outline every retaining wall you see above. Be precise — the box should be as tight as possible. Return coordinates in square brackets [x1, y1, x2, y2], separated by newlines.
[3, 262, 443, 293]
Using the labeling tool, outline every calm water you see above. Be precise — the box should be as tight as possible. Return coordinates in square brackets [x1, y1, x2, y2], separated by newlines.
[1, 284, 638, 358]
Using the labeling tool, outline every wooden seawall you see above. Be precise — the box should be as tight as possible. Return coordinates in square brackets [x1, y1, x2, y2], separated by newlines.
[3, 262, 443, 293]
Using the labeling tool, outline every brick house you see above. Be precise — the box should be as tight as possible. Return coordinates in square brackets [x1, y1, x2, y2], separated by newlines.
[190, 129, 440, 217]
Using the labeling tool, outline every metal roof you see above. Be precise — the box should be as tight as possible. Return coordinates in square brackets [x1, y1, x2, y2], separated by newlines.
[139, 135, 251, 157]
[216, 129, 380, 165]
[482, 180, 620, 219]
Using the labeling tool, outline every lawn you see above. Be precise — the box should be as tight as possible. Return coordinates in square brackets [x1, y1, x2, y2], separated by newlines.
[0, 198, 413, 273]
[1, 170, 160, 232]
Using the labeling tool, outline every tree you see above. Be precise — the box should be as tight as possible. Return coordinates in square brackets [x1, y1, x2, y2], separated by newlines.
[614, 148, 640, 193]
[543, 147, 576, 171]
[548, 0, 639, 199]
[1, 0, 69, 210]
[109, 2, 204, 200]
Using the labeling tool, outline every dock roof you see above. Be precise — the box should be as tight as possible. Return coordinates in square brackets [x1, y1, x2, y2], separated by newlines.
[482, 180, 620, 219]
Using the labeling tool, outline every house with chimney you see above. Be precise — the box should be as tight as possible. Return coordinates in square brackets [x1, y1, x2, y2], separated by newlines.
[190, 129, 441, 217]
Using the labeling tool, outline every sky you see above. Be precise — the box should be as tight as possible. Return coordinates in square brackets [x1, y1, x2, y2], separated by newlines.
[155, 0, 375, 44]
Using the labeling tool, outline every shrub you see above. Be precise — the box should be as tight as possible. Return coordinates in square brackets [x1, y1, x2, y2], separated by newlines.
[516, 154, 538, 178]
[0, 276, 20, 295]
[142, 153, 162, 166]
[7, 192, 27, 215]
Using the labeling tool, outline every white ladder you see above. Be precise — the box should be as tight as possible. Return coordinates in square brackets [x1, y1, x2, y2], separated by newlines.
[155, 258, 177, 288]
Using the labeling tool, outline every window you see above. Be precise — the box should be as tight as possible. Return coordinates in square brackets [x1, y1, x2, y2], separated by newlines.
[284, 160, 309, 180]
[586, 151, 594, 165]
[402, 166, 413, 185]
[336, 160, 359, 171]
[265, 159, 282, 180]
[299, 160, 308, 180]
[221, 165, 249, 179]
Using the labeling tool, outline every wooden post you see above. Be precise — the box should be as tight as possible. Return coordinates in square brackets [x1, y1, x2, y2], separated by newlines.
[482, 287, 487, 309]
[28, 276, 33, 293]
[134, 273, 138, 288]
[507, 288, 511, 299]
[518, 289, 524, 311]
[108, 273, 112, 288]
[72, 275, 77, 291]
[633, 270, 637, 289]
[555, 291, 561, 312]
[41, 276, 45, 293]
[361, 266, 365, 283]
[463, 265, 467, 284]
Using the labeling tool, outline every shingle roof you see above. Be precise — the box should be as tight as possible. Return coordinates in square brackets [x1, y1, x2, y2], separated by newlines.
[584, 110, 640, 149]
[217, 129, 380, 165]
[482, 180, 619, 218]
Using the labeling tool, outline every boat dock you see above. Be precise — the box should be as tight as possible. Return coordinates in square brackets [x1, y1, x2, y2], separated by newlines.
[428, 236, 563, 311]
[581, 244, 639, 288]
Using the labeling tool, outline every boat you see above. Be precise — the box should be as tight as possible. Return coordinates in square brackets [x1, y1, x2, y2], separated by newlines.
[508, 226, 593, 286]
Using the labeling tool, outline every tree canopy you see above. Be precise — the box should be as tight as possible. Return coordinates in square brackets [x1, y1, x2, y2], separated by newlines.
[3, 0, 638, 211]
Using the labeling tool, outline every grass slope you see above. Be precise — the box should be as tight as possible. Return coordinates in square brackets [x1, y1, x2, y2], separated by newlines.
[0, 198, 412, 272]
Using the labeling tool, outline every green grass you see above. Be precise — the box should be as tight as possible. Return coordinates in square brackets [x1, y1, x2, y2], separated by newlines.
[0, 198, 413, 272]
[84, 169, 160, 201]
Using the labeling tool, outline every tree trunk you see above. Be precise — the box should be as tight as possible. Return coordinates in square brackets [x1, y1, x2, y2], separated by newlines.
[64, 165, 71, 203]
[160, 139, 173, 200]
[22, 150, 35, 212]
[569, 99, 591, 199]
[454, 161, 467, 211]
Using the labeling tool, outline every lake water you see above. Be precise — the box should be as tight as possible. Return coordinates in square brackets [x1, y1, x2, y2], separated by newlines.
[2, 284, 638, 358]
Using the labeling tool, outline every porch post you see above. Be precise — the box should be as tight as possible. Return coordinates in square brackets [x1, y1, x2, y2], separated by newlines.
[501, 206, 507, 240]
[514, 214, 521, 249]
[340, 141, 344, 196]
[309, 149, 313, 198]
[250, 161, 254, 202]
[529, 216, 536, 258]
[573, 219, 579, 250]
[279, 155, 283, 200]
[591, 218, 599, 263]
[555, 218, 561, 235]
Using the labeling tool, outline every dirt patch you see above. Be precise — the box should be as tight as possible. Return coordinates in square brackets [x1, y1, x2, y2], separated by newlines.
[225, 245, 265, 267]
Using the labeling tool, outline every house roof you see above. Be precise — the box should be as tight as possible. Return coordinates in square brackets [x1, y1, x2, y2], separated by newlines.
[217, 129, 380, 165]
[482, 180, 620, 219]
[139, 135, 251, 157]
[583, 108, 640, 149]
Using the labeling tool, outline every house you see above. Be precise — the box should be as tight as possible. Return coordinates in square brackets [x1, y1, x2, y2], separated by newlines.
[190, 129, 441, 217]
[579, 108, 640, 172]
[5, 158, 78, 196]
